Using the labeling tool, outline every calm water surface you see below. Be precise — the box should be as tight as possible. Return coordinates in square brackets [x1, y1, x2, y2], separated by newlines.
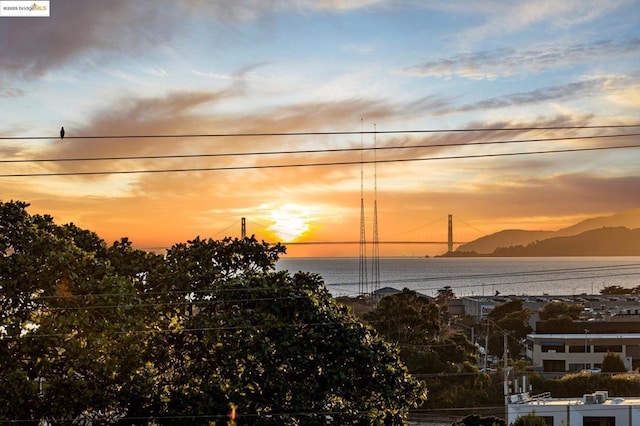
[276, 256, 640, 297]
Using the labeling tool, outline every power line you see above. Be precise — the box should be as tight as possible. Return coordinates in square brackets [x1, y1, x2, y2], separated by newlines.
[0, 408, 413, 423]
[2, 132, 638, 164]
[1, 143, 638, 177]
[3, 264, 638, 306]
[8, 320, 367, 339]
[1, 123, 640, 140]
[324, 263, 640, 291]
[269, 240, 467, 245]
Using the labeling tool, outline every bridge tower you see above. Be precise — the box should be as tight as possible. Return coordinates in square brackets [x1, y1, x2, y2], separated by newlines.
[241, 217, 246, 239]
[448, 214, 453, 253]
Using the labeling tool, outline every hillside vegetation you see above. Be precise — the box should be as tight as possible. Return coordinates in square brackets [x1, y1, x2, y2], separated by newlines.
[455, 208, 640, 255]
[492, 227, 640, 256]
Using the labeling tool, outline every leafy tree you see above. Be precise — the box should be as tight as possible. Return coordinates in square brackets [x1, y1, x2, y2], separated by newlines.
[435, 286, 455, 324]
[602, 351, 627, 373]
[538, 301, 582, 320]
[365, 288, 441, 344]
[529, 370, 640, 398]
[488, 300, 526, 322]
[436, 285, 455, 305]
[402, 332, 477, 375]
[149, 237, 427, 424]
[486, 301, 532, 358]
[0, 201, 426, 424]
[512, 412, 548, 426]
[364, 290, 500, 409]
[535, 316, 582, 333]
[601, 285, 632, 294]
[0, 201, 162, 421]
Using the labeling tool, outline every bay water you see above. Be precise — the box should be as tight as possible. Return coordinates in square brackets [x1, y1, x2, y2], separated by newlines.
[276, 256, 640, 298]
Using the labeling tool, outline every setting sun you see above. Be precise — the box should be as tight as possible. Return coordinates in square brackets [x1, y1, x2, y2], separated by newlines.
[266, 204, 313, 242]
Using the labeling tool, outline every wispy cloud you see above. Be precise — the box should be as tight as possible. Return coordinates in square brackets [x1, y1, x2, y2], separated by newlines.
[396, 39, 640, 80]
[140, 67, 168, 78]
[0, 1, 178, 78]
[342, 43, 375, 55]
[0, 87, 25, 98]
[184, 0, 384, 20]
[191, 68, 263, 82]
[434, 75, 631, 115]
[455, 0, 631, 44]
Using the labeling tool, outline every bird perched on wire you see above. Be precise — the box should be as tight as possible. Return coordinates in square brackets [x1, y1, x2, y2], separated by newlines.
[60, 127, 65, 139]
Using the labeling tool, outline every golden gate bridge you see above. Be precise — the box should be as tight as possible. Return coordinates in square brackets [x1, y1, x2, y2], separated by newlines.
[238, 214, 472, 253]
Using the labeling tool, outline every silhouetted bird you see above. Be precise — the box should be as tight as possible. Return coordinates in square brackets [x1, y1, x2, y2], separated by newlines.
[60, 127, 65, 139]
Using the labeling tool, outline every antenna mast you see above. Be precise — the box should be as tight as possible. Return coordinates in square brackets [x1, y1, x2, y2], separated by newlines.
[358, 118, 368, 296]
[371, 123, 380, 293]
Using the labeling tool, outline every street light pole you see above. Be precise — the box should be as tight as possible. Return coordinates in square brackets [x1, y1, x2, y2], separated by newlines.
[584, 328, 589, 369]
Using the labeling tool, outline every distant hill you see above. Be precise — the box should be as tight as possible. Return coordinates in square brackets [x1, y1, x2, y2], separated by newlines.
[556, 208, 640, 236]
[456, 208, 640, 254]
[491, 226, 640, 256]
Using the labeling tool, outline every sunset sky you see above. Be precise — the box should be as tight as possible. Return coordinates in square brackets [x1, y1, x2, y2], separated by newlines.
[1, 0, 639, 257]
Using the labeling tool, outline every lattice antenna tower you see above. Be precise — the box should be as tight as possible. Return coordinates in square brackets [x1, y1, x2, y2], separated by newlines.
[371, 123, 380, 293]
[358, 119, 368, 296]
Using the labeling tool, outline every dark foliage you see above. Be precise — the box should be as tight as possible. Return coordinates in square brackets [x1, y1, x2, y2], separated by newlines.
[0, 200, 426, 424]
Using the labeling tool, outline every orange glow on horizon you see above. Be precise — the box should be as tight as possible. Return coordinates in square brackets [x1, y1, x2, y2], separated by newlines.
[263, 203, 316, 242]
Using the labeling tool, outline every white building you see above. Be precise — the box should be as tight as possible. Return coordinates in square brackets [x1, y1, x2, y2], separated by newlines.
[507, 390, 640, 426]
[525, 333, 640, 373]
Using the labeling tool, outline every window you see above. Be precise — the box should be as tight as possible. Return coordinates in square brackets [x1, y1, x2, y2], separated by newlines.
[583, 416, 615, 426]
[594, 345, 622, 353]
[543, 360, 565, 372]
[541, 343, 565, 353]
[569, 345, 589, 353]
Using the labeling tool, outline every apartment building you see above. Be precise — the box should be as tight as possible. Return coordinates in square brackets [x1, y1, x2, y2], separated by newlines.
[525, 333, 640, 373]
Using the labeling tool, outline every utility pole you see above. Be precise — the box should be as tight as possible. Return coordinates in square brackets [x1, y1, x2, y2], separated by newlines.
[584, 328, 589, 370]
[503, 331, 508, 370]
[503, 331, 509, 400]
[484, 333, 489, 370]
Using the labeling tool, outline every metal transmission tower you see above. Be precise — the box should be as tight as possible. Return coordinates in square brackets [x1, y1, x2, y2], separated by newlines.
[241, 217, 246, 239]
[371, 124, 380, 293]
[358, 120, 368, 296]
[448, 214, 453, 253]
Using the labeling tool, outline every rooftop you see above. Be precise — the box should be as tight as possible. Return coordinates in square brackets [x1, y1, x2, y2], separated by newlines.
[528, 332, 640, 339]
[515, 394, 640, 407]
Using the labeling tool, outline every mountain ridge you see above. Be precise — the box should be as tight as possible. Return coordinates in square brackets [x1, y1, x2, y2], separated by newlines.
[454, 208, 640, 255]
[491, 226, 640, 256]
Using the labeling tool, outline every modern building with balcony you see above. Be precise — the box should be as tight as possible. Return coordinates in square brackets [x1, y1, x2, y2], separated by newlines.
[525, 333, 640, 373]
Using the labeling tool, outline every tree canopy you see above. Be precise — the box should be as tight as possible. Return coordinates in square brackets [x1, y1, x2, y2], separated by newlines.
[364, 289, 501, 409]
[512, 412, 549, 426]
[365, 288, 441, 344]
[602, 351, 627, 373]
[486, 300, 532, 358]
[538, 301, 583, 321]
[0, 200, 426, 424]
[601, 285, 639, 294]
